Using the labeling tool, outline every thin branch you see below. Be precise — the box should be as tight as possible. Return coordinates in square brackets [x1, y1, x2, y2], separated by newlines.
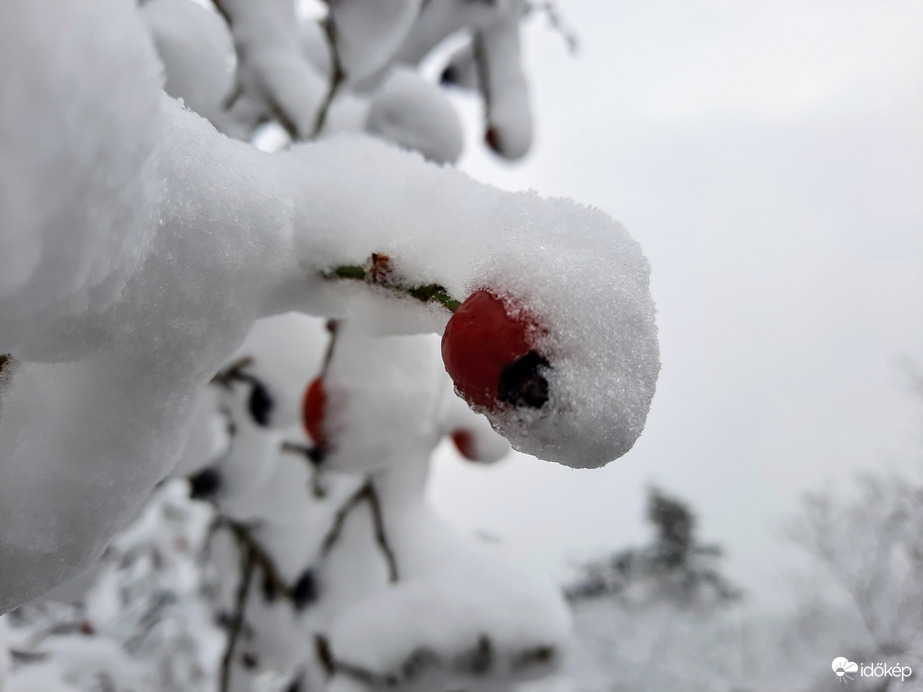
[472, 32, 492, 138]
[312, 17, 345, 137]
[218, 518, 291, 601]
[314, 633, 557, 688]
[320, 480, 399, 583]
[364, 482, 399, 583]
[323, 253, 462, 313]
[211, 356, 255, 389]
[220, 537, 257, 692]
[321, 319, 340, 375]
[320, 482, 373, 555]
[528, 1, 579, 55]
[280, 441, 327, 497]
[280, 441, 325, 465]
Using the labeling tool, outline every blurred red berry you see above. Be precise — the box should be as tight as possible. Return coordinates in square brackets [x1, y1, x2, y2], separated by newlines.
[451, 430, 477, 460]
[302, 376, 327, 448]
[485, 126, 502, 153]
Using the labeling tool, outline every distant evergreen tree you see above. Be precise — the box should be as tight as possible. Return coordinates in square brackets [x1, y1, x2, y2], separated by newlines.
[567, 487, 741, 609]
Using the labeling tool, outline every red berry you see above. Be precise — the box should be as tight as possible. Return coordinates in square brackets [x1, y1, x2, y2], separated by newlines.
[302, 377, 327, 448]
[485, 126, 502, 153]
[451, 430, 477, 461]
[441, 291, 550, 410]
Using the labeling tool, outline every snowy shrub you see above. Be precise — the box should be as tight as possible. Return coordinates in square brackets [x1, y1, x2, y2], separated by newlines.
[0, 1, 660, 689]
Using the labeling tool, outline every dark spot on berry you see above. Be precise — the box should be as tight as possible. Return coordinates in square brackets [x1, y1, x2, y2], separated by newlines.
[498, 351, 549, 409]
[188, 466, 221, 500]
[248, 381, 274, 427]
[79, 621, 95, 636]
[241, 652, 258, 669]
[292, 569, 319, 610]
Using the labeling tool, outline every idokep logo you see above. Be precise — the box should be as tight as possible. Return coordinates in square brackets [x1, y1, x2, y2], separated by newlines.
[832, 658, 858, 683]
[832, 657, 913, 684]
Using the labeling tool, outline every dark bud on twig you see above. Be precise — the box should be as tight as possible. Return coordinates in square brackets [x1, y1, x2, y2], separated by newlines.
[441, 65, 459, 86]
[188, 466, 222, 500]
[261, 572, 278, 603]
[292, 569, 319, 610]
[285, 677, 304, 692]
[248, 381, 274, 427]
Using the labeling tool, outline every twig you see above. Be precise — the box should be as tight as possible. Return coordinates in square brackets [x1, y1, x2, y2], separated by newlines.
[281, 441, 325, 465]
[314, 632, 556, 687]
[364, 483, 399, 583]
[312, 17, 345, 137]
[324, 254, 462, 313]
[321, 319, 340, 374]
[321, 480, 399, 583]
[211, 356, 255, 389]
[280, 441, 327, 497]
[219, 536, 257, 692]
[218, 518, 291, 601]
[528, 1, 579, 55]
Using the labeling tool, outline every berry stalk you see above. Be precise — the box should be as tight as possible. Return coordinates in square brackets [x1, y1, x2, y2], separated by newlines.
[323, 253, 462, 313]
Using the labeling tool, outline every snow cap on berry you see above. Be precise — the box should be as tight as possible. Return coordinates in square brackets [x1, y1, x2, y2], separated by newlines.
[470, 200, 659, 468]
[290, 138, 659, 468]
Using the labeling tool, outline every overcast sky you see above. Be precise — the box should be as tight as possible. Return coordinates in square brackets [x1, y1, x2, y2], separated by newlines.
[428, 0, 923, 609]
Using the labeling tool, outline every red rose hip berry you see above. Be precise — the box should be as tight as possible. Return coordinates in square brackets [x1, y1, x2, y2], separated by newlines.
[302, 376, 328, 448]
[451, 430, 477, 461]
[441, 290, 550, 410]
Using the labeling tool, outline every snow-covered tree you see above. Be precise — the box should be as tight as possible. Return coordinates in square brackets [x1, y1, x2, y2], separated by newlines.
[567, 487, 741, 608]
[788, 473, 923, 690]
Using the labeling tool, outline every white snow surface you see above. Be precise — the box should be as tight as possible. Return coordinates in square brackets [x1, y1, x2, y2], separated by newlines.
[389, 0, 534, 159]
[141, 0, 236, 130]
[328, 0, 422, 84]
[218, 0, 328, 139]
[365, 68, 464, 164]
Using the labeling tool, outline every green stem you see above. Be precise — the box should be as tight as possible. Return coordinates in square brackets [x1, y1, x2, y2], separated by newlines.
[323, 255, 462, 313]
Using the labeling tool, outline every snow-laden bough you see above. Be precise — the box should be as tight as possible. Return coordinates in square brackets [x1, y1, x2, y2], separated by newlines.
[0, 0, 658, 612]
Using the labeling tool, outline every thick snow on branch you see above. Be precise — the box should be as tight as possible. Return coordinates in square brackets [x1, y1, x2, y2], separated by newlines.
[0, 0, 657, 613]
[141, 0, 238, 136]
[391, 0, 534, 159]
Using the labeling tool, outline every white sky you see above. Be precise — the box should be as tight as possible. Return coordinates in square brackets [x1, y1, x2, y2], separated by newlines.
[428, 0, 923, 608]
